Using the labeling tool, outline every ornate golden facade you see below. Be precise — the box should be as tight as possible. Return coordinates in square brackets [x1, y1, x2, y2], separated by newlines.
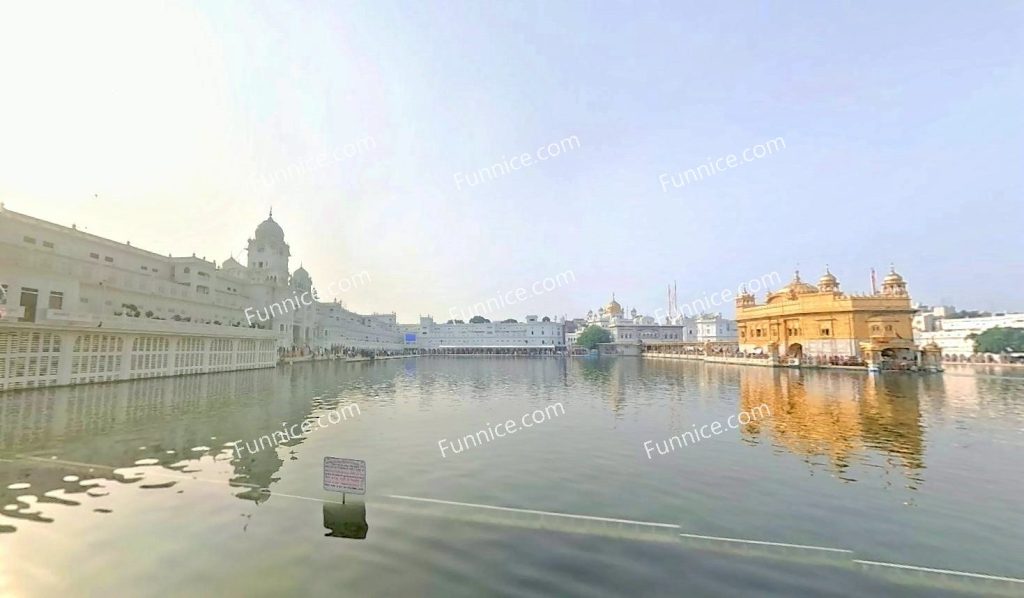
[736, 267, 918, 362]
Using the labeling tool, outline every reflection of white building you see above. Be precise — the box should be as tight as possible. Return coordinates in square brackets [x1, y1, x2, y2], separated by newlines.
[0, 205, 401, 390]
[402, 315, 564, 352]
[914, 305, 1024, 357]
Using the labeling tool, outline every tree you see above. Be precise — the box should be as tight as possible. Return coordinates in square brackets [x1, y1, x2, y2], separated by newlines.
[469, 315, 490, 323]
[542, 316, 551, 322]
[972, 327, 1024, 354]
[576, 325, 612, 350]
[502, 318, 518, 323]
[445, 319, 465, 324]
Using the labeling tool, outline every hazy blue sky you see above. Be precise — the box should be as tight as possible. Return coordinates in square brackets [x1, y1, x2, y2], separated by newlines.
[1, 1, 1021, 321]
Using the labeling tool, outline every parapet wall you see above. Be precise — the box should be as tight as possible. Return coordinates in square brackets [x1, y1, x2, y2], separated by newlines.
[0, 322, 278, 392]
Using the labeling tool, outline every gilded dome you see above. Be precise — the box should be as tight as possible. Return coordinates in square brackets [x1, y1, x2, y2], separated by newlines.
[781, 270, 819, 295]
[818, 267, 839, 291]
[605, 294, 623, 316]
[883, 267, 904, 285]
[880, 265, 908, 296]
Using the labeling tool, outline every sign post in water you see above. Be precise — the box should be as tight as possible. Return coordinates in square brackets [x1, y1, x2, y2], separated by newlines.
[324, 457, 366, 503]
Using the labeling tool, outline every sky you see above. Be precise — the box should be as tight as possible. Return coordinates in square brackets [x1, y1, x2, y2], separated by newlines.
[1, 1, 1021, 322]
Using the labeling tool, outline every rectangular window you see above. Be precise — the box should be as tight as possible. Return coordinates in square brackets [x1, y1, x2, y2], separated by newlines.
[23, 236, 36, 244]
[90, 252, 99, 259]
[42, 241, 54, 248]
[48, 291, 64, 310]
[19, 287, 39, 322]
[104, 256, 114, 263]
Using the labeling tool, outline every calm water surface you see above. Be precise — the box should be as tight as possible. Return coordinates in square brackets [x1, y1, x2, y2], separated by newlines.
[1, 358, 1023, 597]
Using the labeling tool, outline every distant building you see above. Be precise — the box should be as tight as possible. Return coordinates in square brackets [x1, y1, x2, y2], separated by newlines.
[736, 267, 920, 363]
[914, 306, 1024, 358]
[579, 294, 737, 344]
[583, 295, 692, 342]
[401, 315, 564, 353]
[696, 313, 738, 342]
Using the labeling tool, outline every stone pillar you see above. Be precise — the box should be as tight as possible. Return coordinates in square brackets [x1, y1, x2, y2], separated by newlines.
[56, 331, 76, 387]
[120, 334, 135, 381]
[166, 336, 178, 376]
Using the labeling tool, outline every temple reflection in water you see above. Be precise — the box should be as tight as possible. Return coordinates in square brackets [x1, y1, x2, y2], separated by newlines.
[738, 367, 926, 486]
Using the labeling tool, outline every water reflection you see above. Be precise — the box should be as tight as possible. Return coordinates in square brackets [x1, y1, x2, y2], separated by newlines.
[3, 358, 1023, 535]
[738, 368, 925, 487]
[0, 361, 405, 531]
[323, 502, 368, 539]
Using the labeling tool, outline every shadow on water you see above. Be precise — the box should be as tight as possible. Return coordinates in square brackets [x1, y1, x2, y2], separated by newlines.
[323, 502, 368, 539]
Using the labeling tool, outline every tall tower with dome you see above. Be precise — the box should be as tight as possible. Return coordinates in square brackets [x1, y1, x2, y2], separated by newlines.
[247, 209, 291, 285]
[244, 210, 294, 345]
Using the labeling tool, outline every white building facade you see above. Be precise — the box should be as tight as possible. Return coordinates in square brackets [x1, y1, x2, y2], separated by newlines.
[579, 294, 737, 344]
[0, 205, 401, 390]
[402, 315, 565, 353]
[914, 305, 1024, 358]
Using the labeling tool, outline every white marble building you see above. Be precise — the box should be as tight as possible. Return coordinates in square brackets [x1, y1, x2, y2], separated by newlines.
[695, 313, 738, 342]
[914, 305, 1024, 358]
[402, 315, 565, 352]
[583, 295, 696, 342]
[579, 294, 737, 344]
[0, 204, 401, 390]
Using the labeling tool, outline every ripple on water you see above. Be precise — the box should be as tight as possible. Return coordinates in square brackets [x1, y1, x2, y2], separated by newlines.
[191, 446, 210, 452]
[134, 458, 160, 466]
[7, 483, 31, 490]
[62, 475, 80, 483]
